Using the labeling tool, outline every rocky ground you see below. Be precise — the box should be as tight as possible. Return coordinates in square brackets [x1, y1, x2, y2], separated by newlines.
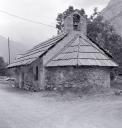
[0, 82, 122, 128]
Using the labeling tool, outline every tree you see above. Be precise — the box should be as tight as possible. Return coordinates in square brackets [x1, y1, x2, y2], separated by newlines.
[88, 8, 122, 54]
[0, 57, 7, 76]
[87, 9, 122, 70]
[56, 6, 86, 33]
[56, 6, 122, 65]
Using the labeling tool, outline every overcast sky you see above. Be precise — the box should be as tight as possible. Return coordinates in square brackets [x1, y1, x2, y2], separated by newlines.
[0, 0, 110, 48]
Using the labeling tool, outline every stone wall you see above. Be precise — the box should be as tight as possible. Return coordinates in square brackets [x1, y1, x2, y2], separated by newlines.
[45, 66, 111, 93]
[13, 57, 44, 91]
[12, 62, 111, 93]
[13, 66, 33, 90]
[32, 58, 44, 90]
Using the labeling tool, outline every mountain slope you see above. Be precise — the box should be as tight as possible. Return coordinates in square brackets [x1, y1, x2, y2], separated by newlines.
[102, 0, 122, 36]
[0, 35, 27, 63]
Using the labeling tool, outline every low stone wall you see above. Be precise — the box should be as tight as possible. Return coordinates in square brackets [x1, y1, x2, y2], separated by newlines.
[45, 66, 111, 93]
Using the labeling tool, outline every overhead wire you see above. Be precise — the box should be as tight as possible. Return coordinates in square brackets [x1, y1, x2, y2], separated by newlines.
[0, 9, 56, 29]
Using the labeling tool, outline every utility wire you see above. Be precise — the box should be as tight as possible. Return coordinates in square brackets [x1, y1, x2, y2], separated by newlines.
[0, 9, 56, 29]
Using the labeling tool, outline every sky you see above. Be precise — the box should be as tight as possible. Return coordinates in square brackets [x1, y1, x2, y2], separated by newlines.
[0, 0, 110, 48]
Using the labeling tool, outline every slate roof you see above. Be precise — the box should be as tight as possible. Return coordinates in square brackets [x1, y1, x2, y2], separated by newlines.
[8, 32, 67, 68]
[46, 33, 118, 67]
[8, 31, 118, 68]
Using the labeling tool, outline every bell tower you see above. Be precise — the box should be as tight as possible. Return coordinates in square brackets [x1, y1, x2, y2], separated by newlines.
[63, 11, 87, 35]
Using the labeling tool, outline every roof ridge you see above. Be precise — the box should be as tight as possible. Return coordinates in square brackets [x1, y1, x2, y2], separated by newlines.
[19, 34, 68, 60]
[18, 34, 67, 60]
[45, 34, 79, 66]
[22, 33, 66, 55]
[35, 33, 66, 48]
[77, 36, 80, 66]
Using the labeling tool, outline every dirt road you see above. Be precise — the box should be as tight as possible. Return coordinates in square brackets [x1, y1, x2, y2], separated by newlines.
[0, 83, 122, 128]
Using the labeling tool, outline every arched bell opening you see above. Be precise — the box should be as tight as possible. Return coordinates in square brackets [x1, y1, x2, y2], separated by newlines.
[73, 14, 80, 31]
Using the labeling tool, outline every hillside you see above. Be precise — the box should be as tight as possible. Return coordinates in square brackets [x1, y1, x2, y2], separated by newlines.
[103, 0, 122, 36]
[102, 0, 122, 74]
[0, 35, 27, 63]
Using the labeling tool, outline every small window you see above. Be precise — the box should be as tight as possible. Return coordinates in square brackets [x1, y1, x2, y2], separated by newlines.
[22, 72, 25, 86]
[35, 66, 38, 81]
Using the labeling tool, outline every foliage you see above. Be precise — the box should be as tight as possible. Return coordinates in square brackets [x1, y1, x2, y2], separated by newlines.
[87, 8, 122, 73]
[87, 8, 122, 58]
[56, 6, 86, 33]
[56, 6, 122, 72]
[0, 57, 8, 76]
